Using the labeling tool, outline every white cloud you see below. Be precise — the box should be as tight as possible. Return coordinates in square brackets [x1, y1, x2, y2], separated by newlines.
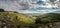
[0, 0, 59, 14]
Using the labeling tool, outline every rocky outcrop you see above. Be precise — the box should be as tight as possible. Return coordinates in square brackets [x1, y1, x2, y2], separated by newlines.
[0, 12, 17, 28]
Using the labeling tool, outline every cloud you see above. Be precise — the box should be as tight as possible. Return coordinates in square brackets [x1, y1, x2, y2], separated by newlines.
[0, 0, 58, 10]
[0, 0, 40, 10]
[46, 0, 60, 8]
[0, 0, 59, 14]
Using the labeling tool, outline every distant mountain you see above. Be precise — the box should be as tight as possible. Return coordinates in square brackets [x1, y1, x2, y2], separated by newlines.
[52, 11, 60, 13]
[33, 7, 58, 10]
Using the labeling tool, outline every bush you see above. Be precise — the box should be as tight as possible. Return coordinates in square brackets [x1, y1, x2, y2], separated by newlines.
[0, 8, 5, 12]
[35, 17, 42, 24]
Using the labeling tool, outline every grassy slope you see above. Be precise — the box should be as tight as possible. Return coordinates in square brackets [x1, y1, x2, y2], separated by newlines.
[3, 11, 35, 25]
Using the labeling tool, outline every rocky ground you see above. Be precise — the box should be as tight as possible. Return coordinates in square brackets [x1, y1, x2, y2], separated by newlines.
[0, 12, 17, 28]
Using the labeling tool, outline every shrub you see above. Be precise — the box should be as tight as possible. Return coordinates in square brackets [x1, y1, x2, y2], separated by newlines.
[0, 8, 5, 12]
[35, 17, 42, 24]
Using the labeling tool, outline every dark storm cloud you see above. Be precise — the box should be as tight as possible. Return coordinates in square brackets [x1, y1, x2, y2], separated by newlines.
[49, 0, 56, 3]
[37, 0, 46, 5]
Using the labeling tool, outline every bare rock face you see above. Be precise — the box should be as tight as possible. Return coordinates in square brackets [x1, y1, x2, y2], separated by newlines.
[0, 12, 17, 28]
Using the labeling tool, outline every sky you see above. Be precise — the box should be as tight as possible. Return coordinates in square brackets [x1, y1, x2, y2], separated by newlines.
[0, 0, 60, 14]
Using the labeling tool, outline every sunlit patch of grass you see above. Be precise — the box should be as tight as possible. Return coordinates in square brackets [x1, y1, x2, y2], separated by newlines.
[6, 12, 35, 25]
